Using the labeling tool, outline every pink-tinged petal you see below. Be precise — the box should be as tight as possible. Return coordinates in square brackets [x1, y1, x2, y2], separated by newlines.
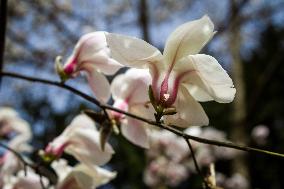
[121, 117, 149, 148]
[176, 54, 236, 103]
[163, 15, 215, 65]
[65, 128, 114, 166]
[84, 66, 111, 103]
[106, 33, 164, 68]
[111, 68, 151, 104]
[45, 115, 114, 166]
[64, 32, 122, 76]
[164, 86, 209, 127]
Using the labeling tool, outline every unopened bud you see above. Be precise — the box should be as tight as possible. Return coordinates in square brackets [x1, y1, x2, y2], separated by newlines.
[55, 56, 69, 82]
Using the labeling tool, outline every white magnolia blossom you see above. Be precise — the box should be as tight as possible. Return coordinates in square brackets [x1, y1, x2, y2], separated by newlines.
[0, 107, 32, 185]
[2, 168, 49, 189]
[0, 136, 32, 182]
[0, 107, 31, 140]
[63, 31, 122, 102]
[45, 114, 114, 166]
[110, 68, 154, 148]
[106, 15, 236, 127]
[52, 159, 116, 189]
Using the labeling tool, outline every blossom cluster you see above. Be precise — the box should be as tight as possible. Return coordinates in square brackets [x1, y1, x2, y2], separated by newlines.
[1, 15, 237, 188]
[143, 127, 240, 188]
[0, 108, 116, 189]
[55, 15, 235, 147]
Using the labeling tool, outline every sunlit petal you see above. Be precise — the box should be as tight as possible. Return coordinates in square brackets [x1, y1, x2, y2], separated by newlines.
[177, 54, 236, 103]
[106, 33, 164, 68]
[84, 67, 111, 102]
[121, 117, 149, 148]
[164, 86, 209, 127]
[163, 15, 215, 64]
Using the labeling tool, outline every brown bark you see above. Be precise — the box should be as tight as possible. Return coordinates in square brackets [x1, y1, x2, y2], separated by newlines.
[229, 0, 250, 186]
[138, 0, 150, 42]
[0, 0, 8, 86]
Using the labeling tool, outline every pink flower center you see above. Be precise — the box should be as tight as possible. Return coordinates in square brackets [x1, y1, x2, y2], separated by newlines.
[45, 142, 70, 158]
[64, 58, 77, 75]
[158, 71, 178, 108]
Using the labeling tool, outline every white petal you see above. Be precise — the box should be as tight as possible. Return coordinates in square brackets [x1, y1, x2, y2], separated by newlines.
[66, 128, 114, 166]
[81, 49, 122, 75]
[57, 164, 116, 189]
[121, 117, 149, 148]
[106, 33, 163, 68]
[85, 67, 111, 102]
[111, 68, 151, 104]
[163, 15, 215, 64]
[68, 114, 97, 131]
[63, 31, 122, 76]
[185, 85, 214, 102]
[177, 54, 236, 103]
[164, 86, 209, 127]
[47, 115, 114, 166]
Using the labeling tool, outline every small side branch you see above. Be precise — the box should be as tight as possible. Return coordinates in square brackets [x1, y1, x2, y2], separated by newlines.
[185, 138, 209, 189]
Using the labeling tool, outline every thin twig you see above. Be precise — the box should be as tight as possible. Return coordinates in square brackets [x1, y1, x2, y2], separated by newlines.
[0, 142, 32, 175]
[185, 138, 209, 189]
[1, 71, 284, 159]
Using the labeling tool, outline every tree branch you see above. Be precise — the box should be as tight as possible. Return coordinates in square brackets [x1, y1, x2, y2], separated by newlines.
[1, 71, 284, 159]
[0, 0, 8, 86]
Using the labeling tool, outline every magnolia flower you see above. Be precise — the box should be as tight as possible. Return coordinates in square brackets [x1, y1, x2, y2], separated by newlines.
[110, 68, 153, 148]
[1, 168, 49, 189]
[0, 136, 32, 180]
[0, 107, 31, 140]
[107, 15, 236, 127]
[45, 114, 114, 166]
[62, 32, 122, 102]
[52, 159, 116, 189]
[56, 163, 116, 189]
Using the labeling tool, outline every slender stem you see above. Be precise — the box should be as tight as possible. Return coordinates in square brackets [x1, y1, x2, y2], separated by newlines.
[1, 71, 284, 159]
[185, 138, 209, 189]
[0, 142, 30, 177]
[0, 0, 8, 86]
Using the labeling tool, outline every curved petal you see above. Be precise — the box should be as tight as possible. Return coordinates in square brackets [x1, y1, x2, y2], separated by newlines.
[81, 49, 122, 75]
[184, 85, 214, 102]
[163, 15, 215, 64]
[111, 68, 151, 104]
[177, 54, 236, 103]
[68, 114, 97, 131]
[65, 128, 114, 166]
[121, 117, 149, 148]
[63, 32, 122, 76]
[57, 164, 116, 189]
[46, 115, 114, 166]
[106, 33, 164, 68]
[85, 67, 111, 103]
[164, 86, 209, 127]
